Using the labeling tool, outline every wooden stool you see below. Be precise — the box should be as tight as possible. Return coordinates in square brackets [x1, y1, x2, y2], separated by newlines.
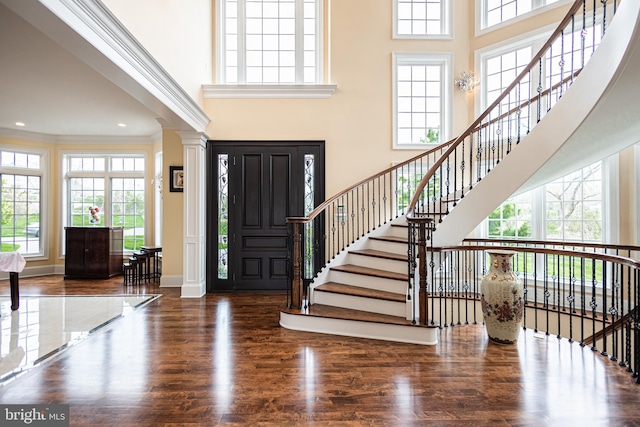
[123, 262, 136, 286]
[141, 246, 162, 283]
[132, 251, 149, 283]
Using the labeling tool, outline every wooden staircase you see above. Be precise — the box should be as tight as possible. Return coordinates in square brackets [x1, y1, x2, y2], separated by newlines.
[280, 222, 439, 345]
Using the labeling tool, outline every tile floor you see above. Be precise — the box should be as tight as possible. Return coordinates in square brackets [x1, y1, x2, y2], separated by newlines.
[0, 294, 160, 384]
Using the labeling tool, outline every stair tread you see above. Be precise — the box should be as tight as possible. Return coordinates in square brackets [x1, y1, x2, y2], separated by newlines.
[315, 282, 406, 302]
[331, 264, 407, 281]
[349, 248, 407, 262]
[281, 303, 434, 328]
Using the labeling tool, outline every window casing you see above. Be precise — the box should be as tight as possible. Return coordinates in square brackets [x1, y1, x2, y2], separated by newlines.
[394, 0, 452, 39]
[217, 0, 322, 84]
[0, 148, 46, 258]
[62, 154, 146, 253]
[393, 52, 452, 149]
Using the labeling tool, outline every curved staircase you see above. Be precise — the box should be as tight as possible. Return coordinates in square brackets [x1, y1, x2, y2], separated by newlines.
[281, 0, 640, 345]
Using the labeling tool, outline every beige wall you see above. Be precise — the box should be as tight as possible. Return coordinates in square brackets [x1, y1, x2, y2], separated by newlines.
[160, 129, 184, 278]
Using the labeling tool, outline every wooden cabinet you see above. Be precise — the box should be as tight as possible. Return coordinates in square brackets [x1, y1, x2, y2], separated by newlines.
[64, 227, 123, 279]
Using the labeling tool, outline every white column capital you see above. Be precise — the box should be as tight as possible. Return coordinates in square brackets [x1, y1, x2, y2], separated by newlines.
[178, 131, 208, 147]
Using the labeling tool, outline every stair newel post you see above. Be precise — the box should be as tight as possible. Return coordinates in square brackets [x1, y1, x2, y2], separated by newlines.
[408, 212, 434, 325]
[418, 217, 434, 326]
[407, 219, 417, 324]
[287, 218, 304, 309]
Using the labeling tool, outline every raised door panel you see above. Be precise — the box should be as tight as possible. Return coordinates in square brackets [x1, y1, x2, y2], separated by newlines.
[64, 228, 87, 277]
[110, 228, 124, 276]
[84, 228, 109, 277]
[234, 150, 293, 290]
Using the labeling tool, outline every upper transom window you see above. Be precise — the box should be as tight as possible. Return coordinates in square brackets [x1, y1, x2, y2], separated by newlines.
[217, 0, 322, 84]
[394, 0, 451, 39]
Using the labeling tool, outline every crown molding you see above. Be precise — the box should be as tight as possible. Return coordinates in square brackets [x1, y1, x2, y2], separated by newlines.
[0, 127, 157, 145]
[62, 0, 210, 130]
[0, 128, 56, 144]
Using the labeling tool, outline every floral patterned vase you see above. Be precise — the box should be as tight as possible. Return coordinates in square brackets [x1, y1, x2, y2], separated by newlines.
[481, 249, 524, 344]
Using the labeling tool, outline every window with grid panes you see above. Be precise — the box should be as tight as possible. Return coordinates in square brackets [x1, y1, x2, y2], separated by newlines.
[393, 53, 451, 148]
[486, 161, 604, 243]
[545, 162, 603, 242]
[0, 149, 44, 256]
[218, 0, 321, 84]
[487, 192, 532, 239]
[483, 44, 533, 136]
[481, 0, 564, 30]
[63, 154, 146, 252]
[394, 0, 451, 38]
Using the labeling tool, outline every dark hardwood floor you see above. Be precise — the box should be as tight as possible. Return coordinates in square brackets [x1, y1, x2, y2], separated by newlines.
[1, 275, 639, 426]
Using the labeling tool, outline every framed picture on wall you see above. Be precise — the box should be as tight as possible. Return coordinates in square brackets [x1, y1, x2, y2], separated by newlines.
[170, 166, 184, 192]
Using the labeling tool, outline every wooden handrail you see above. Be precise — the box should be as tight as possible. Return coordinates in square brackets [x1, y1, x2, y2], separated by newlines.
[431, 244, 640, 270]
[288, 69, 583, 228]
[289, 67, 581, 228]
[463, 238, 640, 253]
[407, 0, 594, 215]
[286, 139, 456, 225]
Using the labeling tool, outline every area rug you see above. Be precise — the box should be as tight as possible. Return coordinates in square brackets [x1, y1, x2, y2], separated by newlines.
[0, 294, 161, 384]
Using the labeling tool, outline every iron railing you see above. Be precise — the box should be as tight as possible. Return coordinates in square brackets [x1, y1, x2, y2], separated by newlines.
[406, 0, 618, 224]
[424, 243, 639, 383]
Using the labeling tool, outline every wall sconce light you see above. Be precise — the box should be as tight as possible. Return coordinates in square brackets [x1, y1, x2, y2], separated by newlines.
[455, 71, 479, 92]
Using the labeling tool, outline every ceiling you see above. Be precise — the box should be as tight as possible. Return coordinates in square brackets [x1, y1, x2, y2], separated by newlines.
[0, 2, 163, 138]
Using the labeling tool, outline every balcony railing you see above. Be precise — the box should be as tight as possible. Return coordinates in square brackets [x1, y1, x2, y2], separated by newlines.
[421, 242, 639, 384]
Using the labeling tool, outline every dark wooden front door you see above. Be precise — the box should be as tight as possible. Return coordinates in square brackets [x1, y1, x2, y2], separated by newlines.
[207, 141, 324, 292]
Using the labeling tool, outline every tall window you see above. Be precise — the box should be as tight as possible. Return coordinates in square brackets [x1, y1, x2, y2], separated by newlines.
[0, 149, 44, 256]
[479, 15, 603, 136]
[393, 53, 451, 148]
[218, 0, 322, 84]
[486, 161, 604, 243]
[483, 44, 533, 136]
[485, 46, 532, 106]
[480, 0, 565, 30]
[63, 154, 146, 251]
[394, 0, 452, 38]
[545, 163, 602, 241]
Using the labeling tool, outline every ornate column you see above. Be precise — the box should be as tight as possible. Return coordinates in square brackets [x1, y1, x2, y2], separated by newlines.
[179, 132, 208, 297]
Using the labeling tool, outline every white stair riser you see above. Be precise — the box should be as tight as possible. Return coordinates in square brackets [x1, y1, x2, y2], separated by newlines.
[367, 239, 407, 254]
[328, 271, 406, 294]
[313, 291, 406, 317]
[347, 254, 407, 275]
[387, 226, 409, 239]
[280, 312, 439, 345]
